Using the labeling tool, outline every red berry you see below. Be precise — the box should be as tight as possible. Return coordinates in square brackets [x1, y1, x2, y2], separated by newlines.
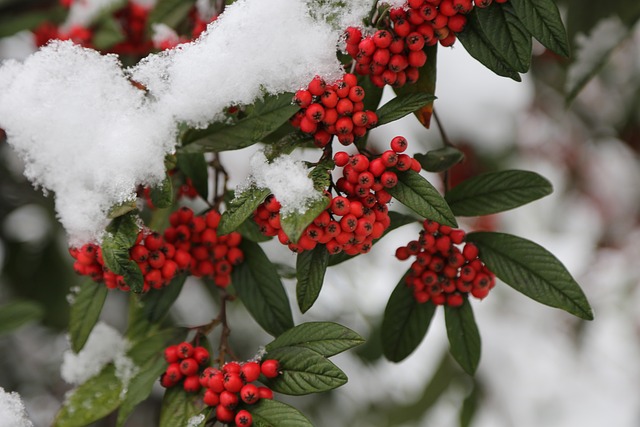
[164, 345, 179, 363]
[463, 243, 479, 260]
[240, 383, 260, 404]
[193, 347, 209, 365]
[260, 359, 280, 378]
[305, 103, 325, 123]
[223, 372, 244, 393]
[183, 375, 201, 393]
[203, 389, 220, 406]
[179, 358, 199, 376]
[220, 389, 239, 409]
[215, 404, 235, 424]
[177, 342, 194, 359]
[165, 363, 183, 383]
[258, 386, 274, 399]
[334, 151, 350, 167]
[308, 76, 326, 96]
[294, 89, 312, 108]
[235, 410, 253, 427]
[130, 245, 149, 262]
[241, 361, 261, 383]
[144, 232, 163, 251]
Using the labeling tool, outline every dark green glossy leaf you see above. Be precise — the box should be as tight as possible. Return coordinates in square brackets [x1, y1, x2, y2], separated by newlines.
[308, 159, 334, 192]
[444, 299, 481, 375]
[414, 146, 464, 173]
[296, 245, 329, 313]
[231, 240, 294, 336]
[140, 274, 187, 324]
[182, 93, 299, 152]
[150, 173, 174, 209]
[0, 11, 52, 38]
[511, 0, 570, 57]
[116, 355, 166, 427]
[263, 347, 347, 395]
[457, 10, 522, 81]
[0, 300, 44, 336]
[158, 385, 201, 427]
[382, 271, 437, 362]
[476, 2, 532, 72]
[102, 213, 143, 292]
[176, 152, 209, 200]
[376, 93, 437, 126]
[466, 232, 594, 320]
[445, 170, 552, 216]
[280, 195, 330, 244]
[250, 398, 313, 427]
[69, 281, 108, 353]
[387, 170, 457, 227]
[218, 187, 270, 235]
[266, 321, 365, 357]
[148, 0, 197, 27]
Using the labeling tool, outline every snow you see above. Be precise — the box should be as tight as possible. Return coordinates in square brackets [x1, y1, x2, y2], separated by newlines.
[0, 31, 36, 61]
[186, 414, 205, 427]
[0, 388, 34, 427]
[61, 322, 131, 385]
[246, 151, 322, 216]
[151, 23, 181, 49]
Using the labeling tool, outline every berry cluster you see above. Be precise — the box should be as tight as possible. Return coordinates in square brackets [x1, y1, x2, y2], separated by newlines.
[160, 342, 211, 392]
[396, 220, 496, 306]
[70, 207, 243, 291]
[290, 74, 378, 147]
[254, 136, 421, 255]
[345, 0, 507, 88]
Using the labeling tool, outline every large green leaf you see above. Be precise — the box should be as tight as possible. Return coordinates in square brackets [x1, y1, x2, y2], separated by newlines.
[457, 10, 522, 81]
[444, 299, 481, 375]
[176, 152, 209, 200]
[115, 355, 166, 427]
[445, 170, 552, 216]
[296, 245, 329, 313]
[466, 232, 594, 320]
[250, 398, 313, 427]
[280, 195, 330, 244]
[263, 347, 348, 395]
[510, 0, 570, 57]
[382, 272, 437, 362]
[387, 170, 457, 227]
[158, 385, 202, 427]
[475, 2, 532, 73]
[181, 93, 299, 152]
[0, 300, 44, 336]
[149, 173, 174, 209]
[102, 212, 143, 293]
[376, 93, 437, 126]
[414, 146, 464, 173]
[218, 187, 271, 236]
[69, 281, 109, 353]
[231, 240, 294, 336]
[266, 322, 365, 357]
[140, 273, 187, 324]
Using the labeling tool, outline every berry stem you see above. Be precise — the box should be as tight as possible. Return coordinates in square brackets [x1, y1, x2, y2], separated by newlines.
[216, 289, 237, 366]
[433, 109, 454, 194]
[211, 153, 228, 209]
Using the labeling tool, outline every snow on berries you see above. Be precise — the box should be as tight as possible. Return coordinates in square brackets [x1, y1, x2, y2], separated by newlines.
[396, 220, 496, 305]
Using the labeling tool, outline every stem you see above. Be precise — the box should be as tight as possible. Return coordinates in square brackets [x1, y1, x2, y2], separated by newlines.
[216, 289, 237, 366]
[433, 109, 454, 194]
[211, 153, 229, 210]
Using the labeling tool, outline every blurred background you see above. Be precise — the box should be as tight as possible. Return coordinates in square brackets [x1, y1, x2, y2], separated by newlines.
[1, 0, 640, 426]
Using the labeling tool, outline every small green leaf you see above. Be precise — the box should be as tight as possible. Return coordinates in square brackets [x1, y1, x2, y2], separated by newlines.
[181, 93, 300, 152]
[148, 0, 197, 27]
[263, 347, 348, 395]
[511, 0, 570, 57]
[280, 195, 330, 244]
[250, 398, 313, 427]
[387, 170, 457, 227]
[444, 299, 481, 375]
[0, 300, 44, 335]
[231, 240, 294, 336]
[414, 147, 465, 173]
[107, 201, 137, 219]
[176, 152, 209, 200]
[376, 93, 437, 126]
[445, 170, 552, 216]
[308, 159, 334, 192]
[150, 173, 174, 209]
[218, 187, 271, 236]
[466, 232, 594, 320]
[266, 321, 365, 357]
[69, 281, 109, 353]
[475, 2, 532, 73]
[296, 245, 329, 313]
[53, 365, 123, 427]
[92, 15, 126, 50]
[382, 271, 437, 362]
[102, 213, 143, 292]
[457, 10, 522, 81]
[158, 385, 202, 427]
[140, 274, 187, 324]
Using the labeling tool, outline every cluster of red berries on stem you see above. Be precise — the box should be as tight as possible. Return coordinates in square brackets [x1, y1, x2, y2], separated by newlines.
[290, 74, 378, 147]
[161, 342, 211, 392]
[396, 220, 496, 306]
[254, 136, 421, 255]
[345, 0, 507, 88]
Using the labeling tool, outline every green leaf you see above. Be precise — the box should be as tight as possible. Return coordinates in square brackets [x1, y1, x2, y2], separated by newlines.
[0, 11, 53, 38]
[250, 398, 313, 427]
[444, 299, 481, 375]
[53, 365, 123, 427]
[92, 15, 126, 50]
[382, 272, 437, 362]
[266, 321, 365, 357]
[116, 354, 166, 427]
[511, 0, 570, 57]
[445, 170, 553, 216]
[231, 240, 294, 336]
[387, 170, 457, 227]
[327, 211, 419, 266]
[150, 173, 174, 209]
[148, 0, 197, 27]
[263, 346, 348, 395]
[140, 274, 187, 324]
[296, 245, 329, 313]
[127, 328, 187, 366]
[466, 232, 594, 320]
[475, 2, 532, 73]
[0, 300, 44, 335]
[176, 152, 209, 200]
[376, 93, 437, 126]
[457, 10, 522, 81]
[280, 195, 330, 244]
[414, 146, 464, 173]
[158, 385, 201, 427]
[181, 93, 300, 152]
[308, 159, 334, 192]
[218, 187, 271, 236]
[393, 44, 438, 128]
[102, 213, 143, 292]
[69, 281, 109, 353]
